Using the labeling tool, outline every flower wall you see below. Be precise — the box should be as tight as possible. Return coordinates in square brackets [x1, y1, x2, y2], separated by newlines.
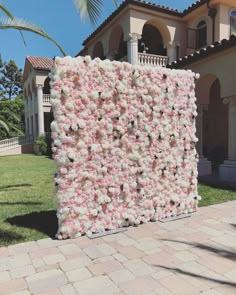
[50, 56, 200, 239]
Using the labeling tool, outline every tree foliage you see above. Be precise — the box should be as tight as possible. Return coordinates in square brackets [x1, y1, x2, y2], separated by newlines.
[0, 55, 23, 99]
[0, 95, 24, 139]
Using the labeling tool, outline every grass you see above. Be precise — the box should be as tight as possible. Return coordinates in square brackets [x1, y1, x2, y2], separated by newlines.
[0, 154, 57, 247]
[0, 154, 236, 247]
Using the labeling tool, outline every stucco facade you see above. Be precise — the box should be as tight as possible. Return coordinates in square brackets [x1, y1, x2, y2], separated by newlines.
[23, 0, 236, 181]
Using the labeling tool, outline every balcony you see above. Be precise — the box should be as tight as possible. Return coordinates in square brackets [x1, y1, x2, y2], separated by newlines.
[138, 53, 168, 67]
[43, 94, 51, 105]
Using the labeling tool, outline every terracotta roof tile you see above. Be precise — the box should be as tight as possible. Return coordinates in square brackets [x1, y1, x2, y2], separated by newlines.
[27, 56, 53, 70]
[168, 35, 236, 68]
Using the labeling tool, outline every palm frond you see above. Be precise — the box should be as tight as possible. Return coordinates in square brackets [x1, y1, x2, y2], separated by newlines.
[0, 17, 66, 56]
[0, 110, 21, 122]
[7, 123, 24, 135]
[73, 0, 103, 25]
[0, 2, 14, 19]
[0, 118, 10, 133]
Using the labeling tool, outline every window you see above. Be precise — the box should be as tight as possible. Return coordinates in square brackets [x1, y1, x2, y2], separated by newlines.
[197, 20, 207, 49]
[230, 11, 236, 36]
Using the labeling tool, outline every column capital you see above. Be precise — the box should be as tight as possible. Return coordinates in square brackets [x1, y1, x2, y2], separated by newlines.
[128, 32, 141, 43]
[36, 84, 43, 89]
[223, 96, 236, 105]
[165, 40, 176, 49]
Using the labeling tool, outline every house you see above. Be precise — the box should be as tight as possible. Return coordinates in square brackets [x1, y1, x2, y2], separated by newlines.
[22, 0, 236, 182]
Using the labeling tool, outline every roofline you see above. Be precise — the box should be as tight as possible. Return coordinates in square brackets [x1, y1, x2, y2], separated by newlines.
[82, 0, 182, 47]
[81, 0, 208, 49]
[168, 35, 236, 69]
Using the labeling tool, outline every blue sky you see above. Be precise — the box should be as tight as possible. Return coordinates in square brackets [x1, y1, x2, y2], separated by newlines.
[0, 0, 196, 69]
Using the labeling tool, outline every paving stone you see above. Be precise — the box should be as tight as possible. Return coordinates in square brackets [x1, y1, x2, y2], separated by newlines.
[60, 284, 78, 295]
[117, 236, 138, 246]
[197, 255, 236, 275]
[199, 290, 222, 295]
[123, 258, 155, 277]
[174, 250, 198, 262]
[154, 287, 173, 295]
[210, 235, 236, 251]
[11, 264, 35, 279]
[30, 247, 61, 259]
[0, 247, 8, 257]
[143, 251, 180, 268]
[83, 243, 116, 259]
[151, 270, 173, 281]
[0, 278, 27, 295]
[66, 267, 92, 282]
[180, 260, 209, 275]
[32, 258, 45, 268]
[59, 255, 92, 271]
[0, 257, 8, 271]
[37, 238, 62, 249]
[112, 253, 127, 263]
[119, 276, 161, 295]
[10, 291, 31, 295]
[58, 243, 82, 257]
[8, 241, 39, 255]
[199, 226, 223, 237]
[26, 269, 67, 293]
[117, 245, 144, 259]
[43, 253, 66, 265]
[74, 275, 120, 295]
[159, 274, 199, 295]
[135, 237, 162, 251]
[35, 287, 62, 295]
[224, 269, 236, 283]
[74, 236, 103, 249]
[108, 268, 135, 284]
[93, 255, 114, 264]
[37, 263, 59, 273]
[0, 271, 11, 283]
[88, 259, 122, 275]
[215, 285, 236, 295]
[8, 253, 31, 269]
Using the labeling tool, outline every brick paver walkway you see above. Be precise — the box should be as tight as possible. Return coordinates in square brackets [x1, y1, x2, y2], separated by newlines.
[0, 201, 236, 295]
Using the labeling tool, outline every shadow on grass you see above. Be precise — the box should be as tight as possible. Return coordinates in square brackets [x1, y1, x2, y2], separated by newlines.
[6, 210, 58, 238]
[0, 202, 42, 206]
[160, 239, 236, 261]
[0, 229, 23, 244]
[198, 179, 236, 192]
[154, 265, 236, 288]
[0, 184, 32, 191]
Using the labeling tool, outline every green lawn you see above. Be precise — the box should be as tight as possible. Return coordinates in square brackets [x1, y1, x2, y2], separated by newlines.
[0, 154, 236, 247]
[0, 155, 57, 247]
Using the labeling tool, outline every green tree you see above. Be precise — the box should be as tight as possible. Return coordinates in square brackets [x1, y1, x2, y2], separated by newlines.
[0, 55, 23, 99]
[0, 95, 24, 139]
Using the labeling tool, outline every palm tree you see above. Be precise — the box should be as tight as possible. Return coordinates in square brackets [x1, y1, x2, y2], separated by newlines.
[0, 1, 118, 56]
[0, 109, 24, 138]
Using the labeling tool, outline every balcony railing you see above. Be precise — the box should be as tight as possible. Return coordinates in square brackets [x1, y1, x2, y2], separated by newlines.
[43, 94, 51, 105]
[0, 135, 34, 150]
[138, 53, 169, 67]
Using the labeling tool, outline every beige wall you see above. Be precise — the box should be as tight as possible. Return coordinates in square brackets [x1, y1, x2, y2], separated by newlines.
[188, 47, 236, 98]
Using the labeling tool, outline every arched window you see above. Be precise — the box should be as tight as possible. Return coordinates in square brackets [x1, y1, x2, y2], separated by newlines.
[197, 20, 207, 49]
[230, 11, 236, 36]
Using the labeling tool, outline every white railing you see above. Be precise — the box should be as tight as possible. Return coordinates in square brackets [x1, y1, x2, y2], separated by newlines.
[138, 53, 169, 67]
[43, 94, 51, 105]
[0, 135, 34, 150]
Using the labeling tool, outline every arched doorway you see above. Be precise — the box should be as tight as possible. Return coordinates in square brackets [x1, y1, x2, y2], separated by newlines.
[138, 24, 166, 56]
[203, 79, 228, 170]
[109, 25, 127, 60]
[92, 42, 105, 60]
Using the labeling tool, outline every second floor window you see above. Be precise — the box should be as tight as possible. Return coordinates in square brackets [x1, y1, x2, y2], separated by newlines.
[230, 11, 236, 36]
[197, 20, 207, 49]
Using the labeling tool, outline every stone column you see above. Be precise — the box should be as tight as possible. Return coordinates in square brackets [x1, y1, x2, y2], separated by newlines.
[166, 41, 177, 64]
[127, 33, 141, 65]
[197, 104, 212, 176]
[36, 84, 44, 136]
[220, 97, 236, 182]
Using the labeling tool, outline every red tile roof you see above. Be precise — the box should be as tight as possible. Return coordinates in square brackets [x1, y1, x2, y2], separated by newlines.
[26, 56, 53, 70]
[168, 35, 236, 68]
